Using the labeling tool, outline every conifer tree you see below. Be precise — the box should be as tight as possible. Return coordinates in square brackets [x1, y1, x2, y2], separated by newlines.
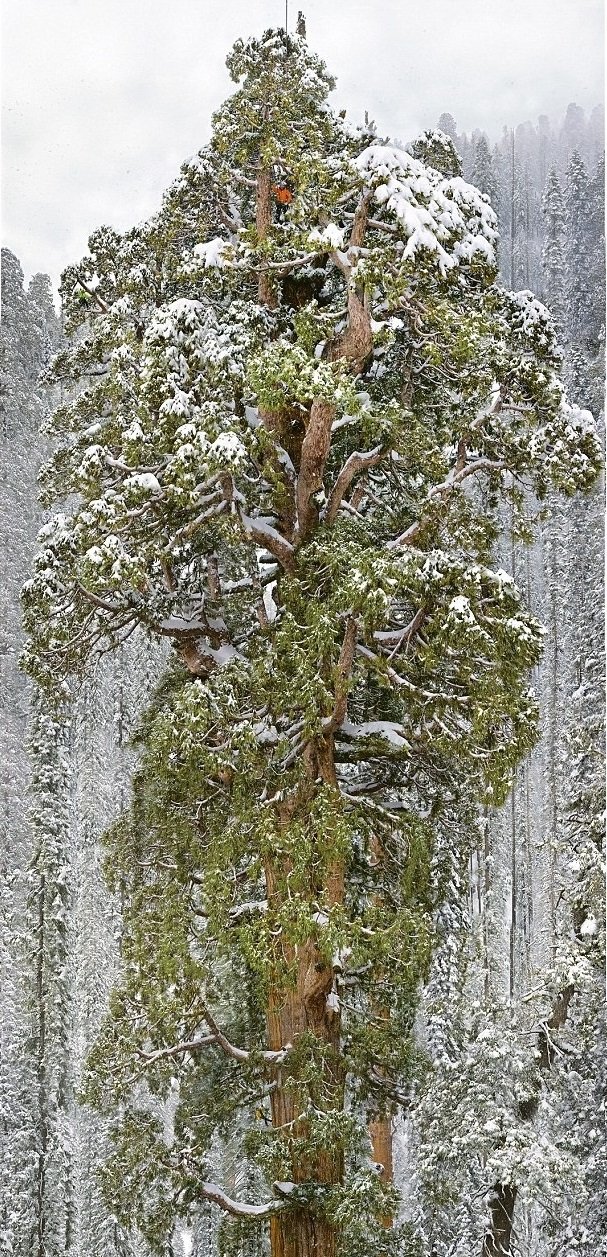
[26, 700, 74, 1257]
[541, 169, 565, 330]
[22, 28, 602, 1257]
[472, 136, 499, 210]
[0, 250, 65, 1257]
[564, 153, 594, 349]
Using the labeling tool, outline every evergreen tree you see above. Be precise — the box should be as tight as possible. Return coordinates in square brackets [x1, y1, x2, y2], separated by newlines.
[25, 700, 74, 1257]
[511, 155, 530, 291]
[22, 28, 602, 1257]
[564, 151, 594, 349]
[472, 135, 499, 209]
[436, 113, 457, 142]
[0, 250, 60, 1257]
[541, 169, 566, 329]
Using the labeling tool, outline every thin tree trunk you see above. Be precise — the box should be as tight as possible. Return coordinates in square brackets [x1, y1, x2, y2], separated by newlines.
[510, 130, 515, 290]
[509, 782, 517, 999]
[483, 807, 491, 1002]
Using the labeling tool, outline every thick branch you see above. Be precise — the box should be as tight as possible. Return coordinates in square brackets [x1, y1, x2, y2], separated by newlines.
[256, 166, 277, 308]
[295, 399, 336, 543]
[373, 607, 426, 651]
[200, 1182, 283, 1219]
[324, 191, 374, 370]
[350, 188, 374, 249]
[323, 617, 358, 733]
[325, 285, 373, 371]
[324, 445, 385, 525]
[239, 512, 295, 571]
[202, 1006, 290, 1067]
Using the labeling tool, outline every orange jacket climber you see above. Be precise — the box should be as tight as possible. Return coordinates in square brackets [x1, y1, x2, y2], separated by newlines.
[273, 183, 294, 205]
[273, 181, 294, 222]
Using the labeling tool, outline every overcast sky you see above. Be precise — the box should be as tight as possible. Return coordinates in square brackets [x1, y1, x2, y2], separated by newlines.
[2, 0, 604, 289]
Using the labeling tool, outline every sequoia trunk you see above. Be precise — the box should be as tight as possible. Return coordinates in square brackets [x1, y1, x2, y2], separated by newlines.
[266, 736, 344, 1257]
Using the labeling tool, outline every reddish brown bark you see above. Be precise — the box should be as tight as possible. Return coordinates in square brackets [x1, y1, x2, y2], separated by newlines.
[264, 736, 345, 1257]
[295, 399, 336, 543]
[257, 167, 278, 308]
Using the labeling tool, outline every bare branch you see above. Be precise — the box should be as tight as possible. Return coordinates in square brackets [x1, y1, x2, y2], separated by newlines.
[266, 250, 325, 275]
[137, 1035, 216, 1066]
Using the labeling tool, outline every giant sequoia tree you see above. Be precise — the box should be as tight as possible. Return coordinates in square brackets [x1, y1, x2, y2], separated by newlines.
[23, 29, 601, 1257]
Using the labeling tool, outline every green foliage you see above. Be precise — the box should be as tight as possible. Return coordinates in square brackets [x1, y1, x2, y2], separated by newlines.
[22, 20, 602, 1255]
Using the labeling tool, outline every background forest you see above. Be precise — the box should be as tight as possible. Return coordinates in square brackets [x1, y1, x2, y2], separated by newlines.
[0, 56, 605, 1257]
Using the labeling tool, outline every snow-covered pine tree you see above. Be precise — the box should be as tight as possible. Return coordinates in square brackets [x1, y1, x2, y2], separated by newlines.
[472, 136, 499, 211]
[0, 251, 67, 1256]
[563, 151, 596, 406]
[25, 700, 74, 1257]
[541, 170, 566, 331]
[22, 27, 602, 1257]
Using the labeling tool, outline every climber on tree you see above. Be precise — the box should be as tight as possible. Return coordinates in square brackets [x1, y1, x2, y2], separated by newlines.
[272, 179, 294, 221]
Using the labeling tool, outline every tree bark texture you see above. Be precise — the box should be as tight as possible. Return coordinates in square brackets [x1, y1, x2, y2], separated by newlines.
[266, 737, 344, 1257]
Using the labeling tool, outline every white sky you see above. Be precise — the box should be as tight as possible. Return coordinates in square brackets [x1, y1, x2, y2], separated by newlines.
[1, 0, 604, 289]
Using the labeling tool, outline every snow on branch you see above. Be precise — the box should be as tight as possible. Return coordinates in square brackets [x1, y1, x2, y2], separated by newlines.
[202, 1006, 291, 1068]
[135, 1010, 291, 1075]
[354, 144, 497, 274]
[200, 1181, 284, 1218]
[323, 445, 385, 525]
[388, 458, 505, 549]
[239, 512, 295, 571]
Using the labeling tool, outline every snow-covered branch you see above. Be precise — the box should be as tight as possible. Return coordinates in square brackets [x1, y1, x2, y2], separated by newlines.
[239, 512, 295, 571]
[323, 445, 385, 525]
[200, 1181, 284, 1218]
[202, 1006, 291, 1068]
[388, 458, 505, 548]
